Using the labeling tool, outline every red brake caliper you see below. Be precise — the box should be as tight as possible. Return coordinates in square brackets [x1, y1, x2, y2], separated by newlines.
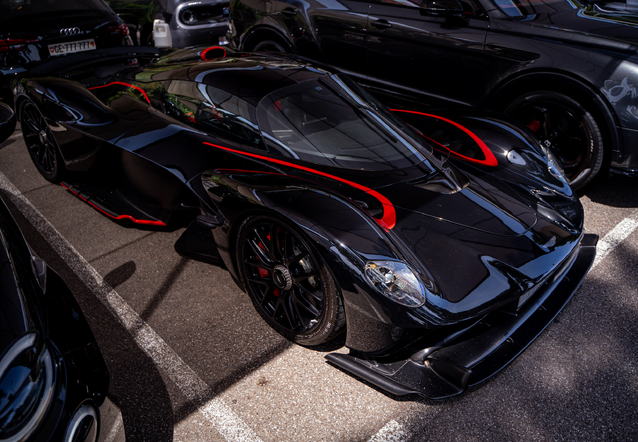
[257, 235, 280, 297]
[527, 119, 541, 133]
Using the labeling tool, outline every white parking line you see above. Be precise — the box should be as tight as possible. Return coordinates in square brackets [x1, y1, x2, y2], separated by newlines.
[368, 420, 408, 442]
[592, 217, 638, 269]
[104, 413, 123, 442]
[0, 172, 262, 442]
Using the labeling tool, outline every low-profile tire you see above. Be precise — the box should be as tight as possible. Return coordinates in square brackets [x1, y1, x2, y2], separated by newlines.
[19, 100, 65, 183]
[251, 39, 289, 53]
[504, 90, 604, 190]
[236, 215, 345, 346]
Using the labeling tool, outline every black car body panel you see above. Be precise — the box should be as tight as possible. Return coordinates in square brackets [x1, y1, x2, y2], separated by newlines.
[227, 0, 638, 186]
[10, 47, 595, 398]
[0, 191, 109, 441]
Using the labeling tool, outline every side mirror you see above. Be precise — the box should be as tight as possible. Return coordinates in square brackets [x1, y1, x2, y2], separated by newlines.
[0, 102, 16, 145]
[420, 0, 464, 15]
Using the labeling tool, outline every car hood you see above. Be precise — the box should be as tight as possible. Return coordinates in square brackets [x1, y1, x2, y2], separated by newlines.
[378, 160, 583, 322]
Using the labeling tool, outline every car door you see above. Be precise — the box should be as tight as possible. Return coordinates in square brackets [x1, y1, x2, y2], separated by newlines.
[273, 0, 371, 77]
[366, 0, 489, 106]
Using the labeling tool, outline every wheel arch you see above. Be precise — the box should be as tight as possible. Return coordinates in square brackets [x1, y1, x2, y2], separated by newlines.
[240, 25, 296, 53]
[488, 70, 621, 168]
[212, 183, 405, 345]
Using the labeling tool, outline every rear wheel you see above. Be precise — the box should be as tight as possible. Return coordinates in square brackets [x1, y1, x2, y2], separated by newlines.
[236, 215, 345, 345]
[19, 100, 65, 183]
[504, 90, 604, 190]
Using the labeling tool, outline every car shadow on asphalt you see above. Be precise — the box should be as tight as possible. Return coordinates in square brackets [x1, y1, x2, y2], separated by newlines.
[580, 173, 638, 207]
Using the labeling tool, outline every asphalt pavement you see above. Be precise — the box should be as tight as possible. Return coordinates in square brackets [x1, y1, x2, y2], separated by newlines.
[1, 127, 637, 441]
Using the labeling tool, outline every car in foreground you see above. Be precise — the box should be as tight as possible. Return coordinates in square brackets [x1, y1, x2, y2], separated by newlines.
[227, 0, 638, 190]
[0, 104, 109, 441]
[9, 47, 596, 398]
[0, 0, 132, 103]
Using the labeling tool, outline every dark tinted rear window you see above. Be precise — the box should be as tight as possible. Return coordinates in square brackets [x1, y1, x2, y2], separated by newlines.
[0, 0, 113, 23]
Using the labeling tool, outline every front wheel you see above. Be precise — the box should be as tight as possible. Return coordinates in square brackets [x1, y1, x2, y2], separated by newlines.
[19, 100, 65, 183]
[504, 90, 605, 190]
[236, 215, 345, 346]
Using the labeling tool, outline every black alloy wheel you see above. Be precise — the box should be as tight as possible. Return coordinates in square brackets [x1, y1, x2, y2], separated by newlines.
[19, 100, 64, 182]
[505, 90, 604, 190]
[237, 215, 345, 345]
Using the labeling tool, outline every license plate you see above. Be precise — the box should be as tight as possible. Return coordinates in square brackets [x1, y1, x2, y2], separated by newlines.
[48, 39, 96, 56]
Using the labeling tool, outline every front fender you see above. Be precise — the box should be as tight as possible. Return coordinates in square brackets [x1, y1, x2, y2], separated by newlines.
[198, 169, 424, 352]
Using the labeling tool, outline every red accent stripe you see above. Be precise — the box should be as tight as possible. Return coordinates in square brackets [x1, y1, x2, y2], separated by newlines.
[200, 46, 227, 61]
[89, 81, 151, 104]
[203, 143, 397, 229]
[61, 183, 167, 226]
[390, 109, 498, 167]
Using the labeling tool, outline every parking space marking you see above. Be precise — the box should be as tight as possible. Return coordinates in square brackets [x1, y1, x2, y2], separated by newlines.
[104, 413, 123, 442]
[368, 420, 408, 442]
[592, 217, 638, 269]
[0, 172, 262, 442]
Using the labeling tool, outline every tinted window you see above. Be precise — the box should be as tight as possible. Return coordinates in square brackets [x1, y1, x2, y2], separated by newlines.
[257, 77, 430, 170]
[162, 80, 265, 150]
[494, 0, 574, 17]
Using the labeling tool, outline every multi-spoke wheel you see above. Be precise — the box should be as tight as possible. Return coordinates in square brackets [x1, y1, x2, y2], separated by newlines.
[505, 90, 604, 190]
[237, 215, 345, 345]
[19, 100, 64, 182]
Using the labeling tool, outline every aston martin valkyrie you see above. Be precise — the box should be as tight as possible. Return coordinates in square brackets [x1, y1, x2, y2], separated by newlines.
[7, 46, 596, 399]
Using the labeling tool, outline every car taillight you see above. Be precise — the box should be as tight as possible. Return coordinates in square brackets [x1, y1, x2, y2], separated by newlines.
[0, 38, 38, 54]
[103, 23, 130, 37]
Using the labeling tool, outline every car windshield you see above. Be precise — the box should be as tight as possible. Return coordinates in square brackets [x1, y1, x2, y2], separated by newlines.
[0, 0, 113, 24]
[256, 76, 431, 170]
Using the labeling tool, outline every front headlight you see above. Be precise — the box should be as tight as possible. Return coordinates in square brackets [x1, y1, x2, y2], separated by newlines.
[541, 144, 569, 185]
[364, 260, 426, 307]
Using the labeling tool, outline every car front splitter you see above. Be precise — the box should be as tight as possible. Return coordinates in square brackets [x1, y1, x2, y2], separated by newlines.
[326, 233, 598, 399]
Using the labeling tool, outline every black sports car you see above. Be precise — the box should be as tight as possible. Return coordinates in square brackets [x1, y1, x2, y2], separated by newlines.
[0, 0, 132, 103]
[0, 104, 109, 442]
[227, 0, 638, 189]
[9, 46, 596, 399]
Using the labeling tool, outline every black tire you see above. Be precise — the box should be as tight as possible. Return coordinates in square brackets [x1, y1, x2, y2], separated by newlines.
[251, 39, 289, 53]
[236, 215, 345, 346]
[19, 100, 65, 183]
[504, 90, 604, 190]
